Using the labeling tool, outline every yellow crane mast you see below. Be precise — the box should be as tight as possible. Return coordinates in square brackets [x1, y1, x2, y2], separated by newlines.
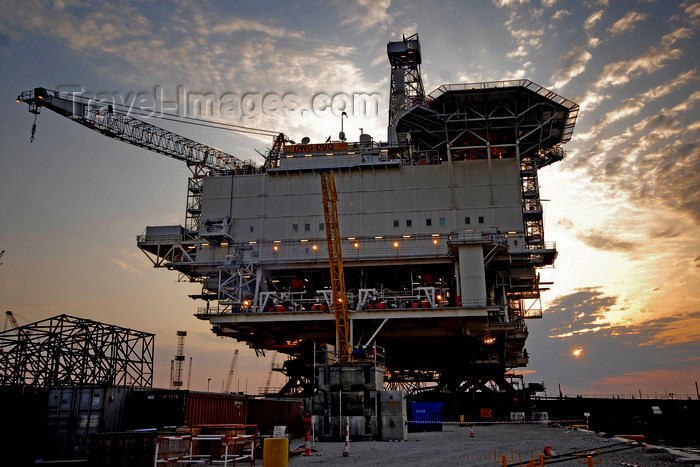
[320, 171, 351, 364]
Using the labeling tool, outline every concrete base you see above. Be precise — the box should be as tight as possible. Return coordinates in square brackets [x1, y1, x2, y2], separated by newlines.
[313, 364, 407, 441]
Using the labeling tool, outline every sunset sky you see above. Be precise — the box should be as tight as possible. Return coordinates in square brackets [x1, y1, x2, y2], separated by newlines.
[1, 0, 699, 396]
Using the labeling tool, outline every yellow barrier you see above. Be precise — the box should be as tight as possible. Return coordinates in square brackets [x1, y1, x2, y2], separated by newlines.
[263, 438, 289, 467]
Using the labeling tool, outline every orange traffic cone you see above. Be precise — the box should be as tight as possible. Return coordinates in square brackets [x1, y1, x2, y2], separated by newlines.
[470, 425, 475, 437]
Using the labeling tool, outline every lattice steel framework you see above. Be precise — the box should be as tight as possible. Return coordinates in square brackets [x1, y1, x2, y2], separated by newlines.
[320, 171, 351, 363]
[0, 314, 154, 387]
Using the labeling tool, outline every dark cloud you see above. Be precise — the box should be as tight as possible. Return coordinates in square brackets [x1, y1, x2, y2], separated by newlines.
[693, 255, 700, 268]
[576, 230, 636, 251]
[649, 225, 682, 238]
[544, 287, 617, 333]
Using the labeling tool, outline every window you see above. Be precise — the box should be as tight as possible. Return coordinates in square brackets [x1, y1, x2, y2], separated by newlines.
[514, 240, 518, 246]
[393, 220, 399, 228]
[305, 223, 310, 231]
[426, 218, 432, 226]
[319, 223, 325, 231]
[406, 219, 412, 227]
[292, 224, 298, 232]
[464, 217, 470, 225]
[439, 218, 446, 226]
[478, 216, 484, 224]
[249, 225, 254, 232]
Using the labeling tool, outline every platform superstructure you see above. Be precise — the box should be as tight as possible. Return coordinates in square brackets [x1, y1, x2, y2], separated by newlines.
[135, 35, 578, 397]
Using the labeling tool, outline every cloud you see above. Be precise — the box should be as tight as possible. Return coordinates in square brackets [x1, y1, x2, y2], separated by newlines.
[211, 18, 304, 39]
[577, 68, 698, 142]
[339, 0, 393, 32]
[594, 28, 692, 90]
[608, 11, 649, 35]
[551, 45, 592, 89]
[111, 258, 141, 274]
[552, 9, 572, 20]
[576, 230, 636, 252]
[492, 0, 530, 7]
[584, 10, 604, 30]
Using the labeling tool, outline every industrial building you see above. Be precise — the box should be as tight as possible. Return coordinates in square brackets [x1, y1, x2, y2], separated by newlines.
[136, 34, 578, 399]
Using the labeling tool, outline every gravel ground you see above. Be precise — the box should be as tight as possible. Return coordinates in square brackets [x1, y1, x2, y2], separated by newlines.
[276, 424, 697, 466]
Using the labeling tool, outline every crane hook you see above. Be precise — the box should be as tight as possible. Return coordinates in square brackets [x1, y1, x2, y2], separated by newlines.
[30, 113, 37, 143]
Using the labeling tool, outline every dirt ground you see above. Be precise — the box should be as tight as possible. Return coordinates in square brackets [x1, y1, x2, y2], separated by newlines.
[274, 424, 697, 466]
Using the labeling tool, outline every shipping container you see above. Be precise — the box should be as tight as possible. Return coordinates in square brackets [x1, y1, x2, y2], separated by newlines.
[44, 385, 131, 458]
[123, 388, 186, 430]
[408, 401, 442, 432]
[184, 391, 247, 425]
[0, 385, 48, 464]
[246, 397, 306, 437]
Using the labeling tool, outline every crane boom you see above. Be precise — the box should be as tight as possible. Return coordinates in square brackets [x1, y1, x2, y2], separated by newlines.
[5, 311, 19, 330]
[16, 87, 247, 174]
[320, 171, 351, 364]
[224, 349, 239, 393]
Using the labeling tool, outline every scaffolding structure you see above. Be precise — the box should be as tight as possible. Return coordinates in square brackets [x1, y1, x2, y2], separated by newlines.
[0, 314, 154, 387]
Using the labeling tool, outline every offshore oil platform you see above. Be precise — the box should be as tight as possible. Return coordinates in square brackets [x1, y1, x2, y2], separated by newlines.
[17, 34, 578, 439]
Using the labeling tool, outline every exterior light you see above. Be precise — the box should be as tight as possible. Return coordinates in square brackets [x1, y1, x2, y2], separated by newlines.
[243, 300, 250, 306]
[484, 336, 496, 345]
[300, 239, 309, 243]
[347, 237, 355, 241]
[431, 234, 440, 237]
[436, 294, 442, 301]
[433, 239, 439, 245]
[273, 245, 279, 251]
[354, 242, 359, 248]
[374, 236, 383, 240]
[393, 242, 399, 248]
[201, 243, 209, 247]
[402, 235, 411, 238]
[249, 241, 257, 244]
[312, 245, 318, 251]
[273, 240, 282, 243]
[220, 242, 228, 247]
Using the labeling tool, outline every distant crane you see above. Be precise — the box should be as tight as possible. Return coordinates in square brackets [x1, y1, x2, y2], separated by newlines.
[186, 356, 193, 390]
[0, 250, 5, 267]
[261, 352, 277, 394]
[172, 331, 187, 389]
[223, 349, 239, 393]
[4, 311, 20, 333]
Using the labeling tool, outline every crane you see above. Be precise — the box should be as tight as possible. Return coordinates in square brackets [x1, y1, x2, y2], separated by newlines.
[261, 352, 277, 394]
[4, 311, 20, 333]
[224, 349, 239, 393]
[320, 171, 351, 364]
[16, 87, 251, 174]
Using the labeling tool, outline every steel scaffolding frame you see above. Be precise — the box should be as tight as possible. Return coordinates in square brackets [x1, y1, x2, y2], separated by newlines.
[0, 314, 154, 387]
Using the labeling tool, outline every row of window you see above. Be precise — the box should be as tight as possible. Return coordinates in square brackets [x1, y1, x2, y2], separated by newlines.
[393, 216, 485, 227]
[251, 216, 486, 234]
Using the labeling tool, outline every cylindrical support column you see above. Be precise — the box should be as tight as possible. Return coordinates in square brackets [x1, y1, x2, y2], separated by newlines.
[262, 438, 289, 467]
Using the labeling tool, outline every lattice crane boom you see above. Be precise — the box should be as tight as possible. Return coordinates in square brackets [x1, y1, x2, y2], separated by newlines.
[5, 311, 19, 330]
[16, 87, 247, 174]
[320, 171, 351, 364]
[224, 349, 239, 393]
